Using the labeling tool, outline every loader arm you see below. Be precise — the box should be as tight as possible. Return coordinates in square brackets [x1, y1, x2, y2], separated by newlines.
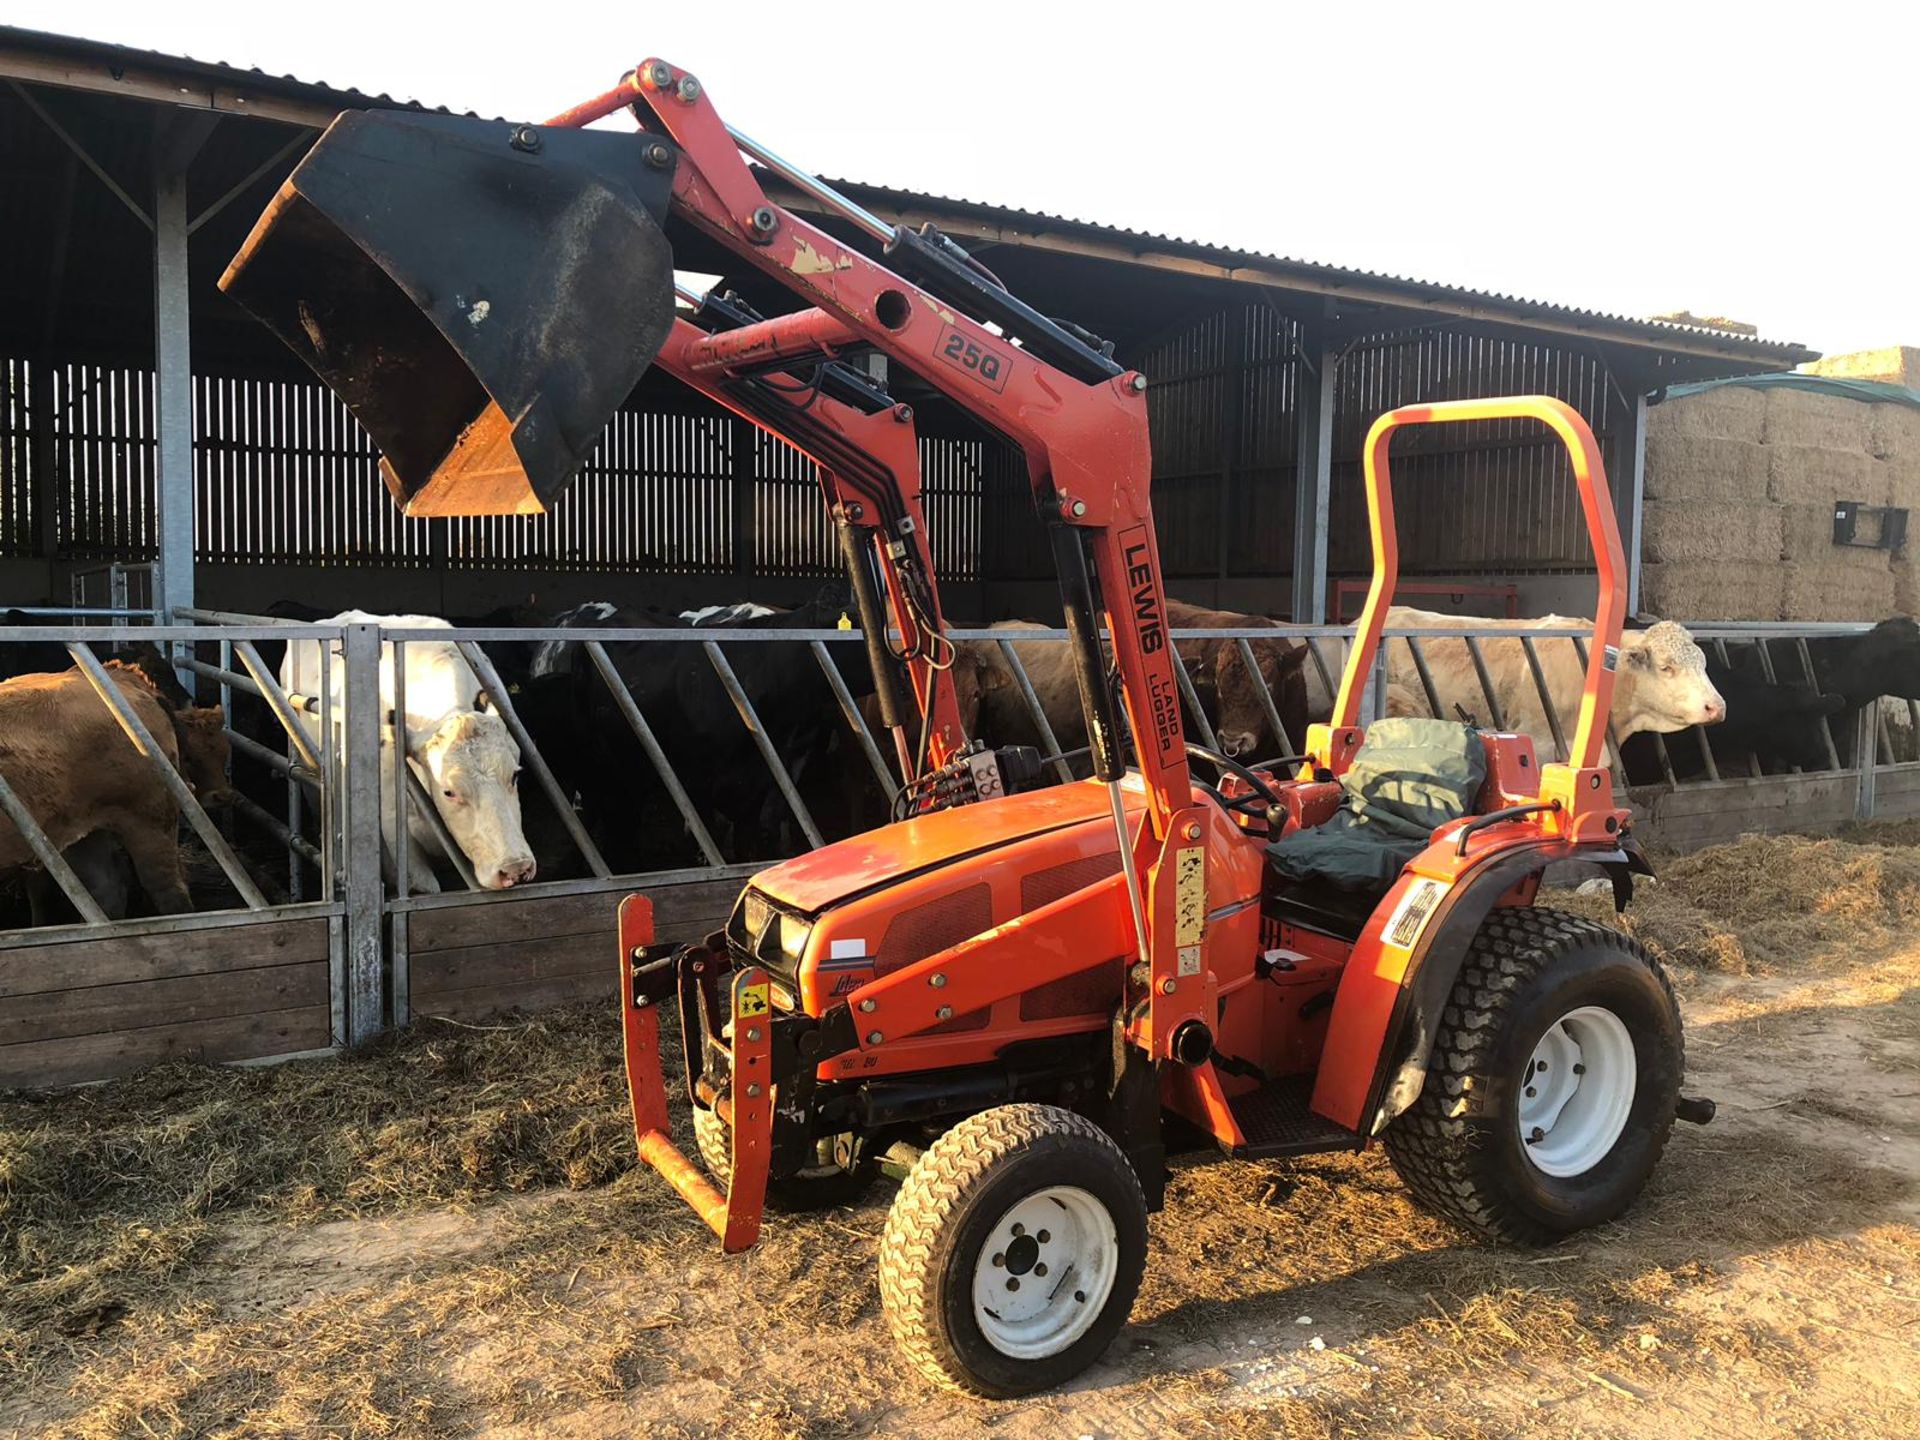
[547, 61, 1206, 1048]
[650, 306, 968, 773]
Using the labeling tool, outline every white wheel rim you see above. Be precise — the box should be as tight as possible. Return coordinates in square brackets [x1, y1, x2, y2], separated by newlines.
[970, 1185, 1119, 1359]
[1518, 1005, 1637, 1178]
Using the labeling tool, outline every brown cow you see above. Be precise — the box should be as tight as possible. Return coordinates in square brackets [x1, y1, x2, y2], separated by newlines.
[965, 600, 1308, 760]
[0, 664, 230, 917]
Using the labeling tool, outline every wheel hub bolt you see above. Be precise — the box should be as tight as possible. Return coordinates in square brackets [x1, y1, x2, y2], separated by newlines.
[1527, 1126, 1546, 1144]
[1573, 1063, 1586, 1075]
[1037, 1230, 1050, 1243]
[1074, 1290, 1087, 1303]
[991, 1252, 1005, 1268]
[1034, 1262, 1048, 1277]
[1525, 1086, 1537, 1097]
[1011, 1223, 1025, 1236]
[1006, 1277, 1020, 1291]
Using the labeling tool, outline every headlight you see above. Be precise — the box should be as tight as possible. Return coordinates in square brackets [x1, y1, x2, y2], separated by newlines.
[778, 913, 813, 961]
[742, 891, 773, 945]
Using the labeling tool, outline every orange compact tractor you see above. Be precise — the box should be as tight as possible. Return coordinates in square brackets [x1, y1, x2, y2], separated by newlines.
[225, 57, 1713, 1397]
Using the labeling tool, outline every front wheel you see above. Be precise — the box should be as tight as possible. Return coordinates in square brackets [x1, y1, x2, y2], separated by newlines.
[879, 1104, 1148, 1398]
[1385, 906, 1683, 1244]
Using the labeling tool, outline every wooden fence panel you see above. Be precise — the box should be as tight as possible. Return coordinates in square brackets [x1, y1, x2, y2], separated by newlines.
[405, 876, 740, 1022]
[1630, 773, 1862, 851]
[0, 915, 332, 1088]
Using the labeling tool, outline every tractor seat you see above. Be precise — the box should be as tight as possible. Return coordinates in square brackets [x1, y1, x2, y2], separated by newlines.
[1264, 717, 1488, 917]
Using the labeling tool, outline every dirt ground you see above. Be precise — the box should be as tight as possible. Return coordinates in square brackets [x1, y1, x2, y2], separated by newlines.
[4, 827, 1919, 1439]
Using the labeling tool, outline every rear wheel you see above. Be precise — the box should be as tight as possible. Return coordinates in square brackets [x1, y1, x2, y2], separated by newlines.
[690, 1104, 872, 1212]
[879, 1104, 1147, 1398]
[1385, 906, 1683, 1244]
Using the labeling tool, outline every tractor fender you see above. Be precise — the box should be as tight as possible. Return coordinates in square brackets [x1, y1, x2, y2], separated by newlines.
[1363, 841, 1645, 1135]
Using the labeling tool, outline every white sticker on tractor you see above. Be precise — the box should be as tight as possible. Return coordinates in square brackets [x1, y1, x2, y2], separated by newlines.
[1177, 944, 1202, 977]
[1383, 877, 1448, 951]
[830, 938, 867, 960]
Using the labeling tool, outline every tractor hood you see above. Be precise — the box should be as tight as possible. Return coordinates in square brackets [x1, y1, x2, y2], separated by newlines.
[753, 778, 1148, 917]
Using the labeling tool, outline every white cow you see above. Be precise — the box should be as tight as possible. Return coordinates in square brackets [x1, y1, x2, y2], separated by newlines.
[283, 612, 536, 892]
[1377, 606, 1725, 760]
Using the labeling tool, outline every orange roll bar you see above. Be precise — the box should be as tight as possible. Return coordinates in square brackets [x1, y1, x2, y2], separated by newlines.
[1333, 396, 1627, 774]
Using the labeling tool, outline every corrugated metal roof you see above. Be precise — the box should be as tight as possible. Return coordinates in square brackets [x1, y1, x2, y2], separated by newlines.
[0, 23, 467, 115]
[807, 178, 1815, 364]
[0, 24, 1816, 368]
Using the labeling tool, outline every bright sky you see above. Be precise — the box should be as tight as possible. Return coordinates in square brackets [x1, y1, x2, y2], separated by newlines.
[18, 1, 1917, 357]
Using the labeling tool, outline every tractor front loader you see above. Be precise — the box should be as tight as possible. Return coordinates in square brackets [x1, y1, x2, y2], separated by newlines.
[223, 56, 1714, 1399]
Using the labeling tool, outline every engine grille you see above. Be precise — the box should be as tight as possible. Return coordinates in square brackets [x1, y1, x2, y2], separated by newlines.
[875, 883, 993, 1032]
[1019, 851, 1125, 1021]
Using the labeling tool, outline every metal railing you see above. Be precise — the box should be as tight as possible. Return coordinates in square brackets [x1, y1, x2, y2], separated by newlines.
[6, 610, 1916, 1068]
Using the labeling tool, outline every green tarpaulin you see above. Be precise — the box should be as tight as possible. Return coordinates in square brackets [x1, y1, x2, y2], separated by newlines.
[1267, 717, 1488, 894]
[1662, 372, 1920, 411]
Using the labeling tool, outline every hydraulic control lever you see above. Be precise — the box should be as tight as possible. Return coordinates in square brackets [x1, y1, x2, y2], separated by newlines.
[893, 741, 1047, 819]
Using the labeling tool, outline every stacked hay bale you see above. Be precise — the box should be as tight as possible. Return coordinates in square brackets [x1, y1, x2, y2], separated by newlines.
[1641, 380, 1919, 621]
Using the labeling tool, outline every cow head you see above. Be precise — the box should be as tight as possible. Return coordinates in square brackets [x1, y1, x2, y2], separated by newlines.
[1850, 617, 1920, 702]
[173, 707, 236, 802]
[1617, 622, 1726, 735]
[414, 710, 537, 889]
[1206, 636, 1304, 758]
[1763, 690, 1848, 771]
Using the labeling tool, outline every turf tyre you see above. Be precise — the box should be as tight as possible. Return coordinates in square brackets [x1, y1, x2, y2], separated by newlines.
[1384, 906, 1683, 1244]
[879, 1103, 1147, 1398]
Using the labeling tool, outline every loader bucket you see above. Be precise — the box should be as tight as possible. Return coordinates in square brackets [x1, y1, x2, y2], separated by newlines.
[220, 111, 678, 515]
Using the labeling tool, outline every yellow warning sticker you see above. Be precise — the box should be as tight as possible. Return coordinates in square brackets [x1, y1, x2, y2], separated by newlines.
[1175, 846, 1206, 947]
[736, 982, 770, 1019]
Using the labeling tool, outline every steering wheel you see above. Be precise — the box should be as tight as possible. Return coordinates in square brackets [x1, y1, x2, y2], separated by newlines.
[1184, 742, 1286, 816]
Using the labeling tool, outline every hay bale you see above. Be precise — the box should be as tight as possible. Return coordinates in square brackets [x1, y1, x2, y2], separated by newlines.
[1894, 559, 1918, 616]
[1761, 386, 1872, 450]
[1767, 445, 1887, 505]
[1777, 501, 1899, 559]
[1643, 432, 1770, 503]
[1784, 563, 1896, 621]
[1867, 402, 1920, 461]
[1639, 560, 1783, 620]
[1642, 500, 1782, 565]
[1807, 345, 1920, 389]
[1883, 453, 1920, 513]
[1653, 386, 1767, 443]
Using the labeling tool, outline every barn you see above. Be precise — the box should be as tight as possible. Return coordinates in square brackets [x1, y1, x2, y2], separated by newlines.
[4, 25, 1917, 1089]
[0, 25, 1815, 625]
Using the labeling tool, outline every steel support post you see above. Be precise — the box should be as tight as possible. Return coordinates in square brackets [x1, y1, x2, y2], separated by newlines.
[340, 623, 386, 1043]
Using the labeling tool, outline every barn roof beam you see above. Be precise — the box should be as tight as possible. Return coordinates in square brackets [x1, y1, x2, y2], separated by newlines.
[6, 78, 150, 228]
[188, 128, 312, 236]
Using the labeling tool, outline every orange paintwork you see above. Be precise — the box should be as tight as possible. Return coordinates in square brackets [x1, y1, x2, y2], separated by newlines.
[771, 777, 1265, 1083]
[757, 779, 1139, 915]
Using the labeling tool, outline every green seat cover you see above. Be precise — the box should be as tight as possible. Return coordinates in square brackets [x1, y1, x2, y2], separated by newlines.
[1267, 717, 1487, 894]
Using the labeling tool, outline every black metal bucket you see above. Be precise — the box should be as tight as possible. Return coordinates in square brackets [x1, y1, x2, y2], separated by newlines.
[220, 111, 678, 516]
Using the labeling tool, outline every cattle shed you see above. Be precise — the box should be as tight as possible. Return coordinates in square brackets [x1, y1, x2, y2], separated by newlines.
[0, 25, 1816, 628]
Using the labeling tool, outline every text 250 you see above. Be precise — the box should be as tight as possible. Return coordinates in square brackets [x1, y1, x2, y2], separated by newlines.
[936, 325, 1010, 393]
